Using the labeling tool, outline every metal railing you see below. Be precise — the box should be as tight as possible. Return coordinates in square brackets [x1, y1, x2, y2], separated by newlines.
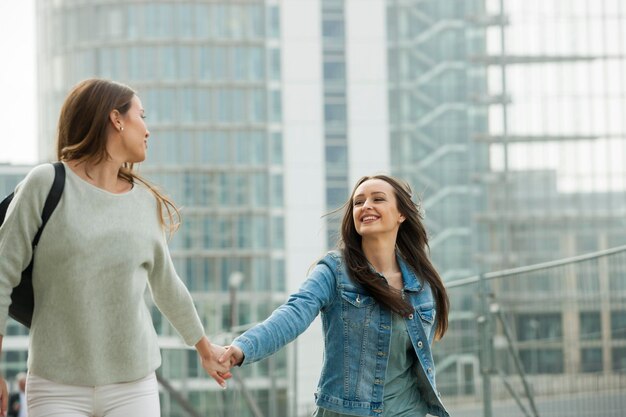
[439, 244, 626, 417]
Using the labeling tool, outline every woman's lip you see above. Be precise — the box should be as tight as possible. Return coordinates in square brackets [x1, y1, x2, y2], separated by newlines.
[361, 216, 379, 222]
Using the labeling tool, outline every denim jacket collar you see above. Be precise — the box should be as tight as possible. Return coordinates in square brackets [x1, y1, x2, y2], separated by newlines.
[397, 253, 423, 293]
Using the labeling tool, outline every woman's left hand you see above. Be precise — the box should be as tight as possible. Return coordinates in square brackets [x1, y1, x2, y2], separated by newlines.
[195, 336, 233, 388]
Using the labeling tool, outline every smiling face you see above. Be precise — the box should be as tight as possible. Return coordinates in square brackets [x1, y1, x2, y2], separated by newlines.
[352, 178, 406, 239]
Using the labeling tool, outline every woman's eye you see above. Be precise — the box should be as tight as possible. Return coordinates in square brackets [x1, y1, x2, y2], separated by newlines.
[354, 201, 363, 206]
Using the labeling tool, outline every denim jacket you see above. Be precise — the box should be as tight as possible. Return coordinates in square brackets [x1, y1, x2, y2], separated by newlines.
[232, 251, 449, 417]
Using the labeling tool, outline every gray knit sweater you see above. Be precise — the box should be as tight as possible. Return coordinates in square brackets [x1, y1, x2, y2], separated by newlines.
[0, 163, 205, 386]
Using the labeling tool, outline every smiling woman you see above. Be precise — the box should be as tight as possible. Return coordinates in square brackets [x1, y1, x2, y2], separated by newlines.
[0, 0, 37, 164]
[219, 174, 451, 417]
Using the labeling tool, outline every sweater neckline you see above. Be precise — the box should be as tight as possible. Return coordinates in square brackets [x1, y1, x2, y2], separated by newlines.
[62, 162, 136, 197]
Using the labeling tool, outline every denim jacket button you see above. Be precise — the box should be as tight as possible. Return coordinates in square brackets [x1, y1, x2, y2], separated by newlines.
[427, 367, 432, 374]
[417, 341, 423, 348]
[377, 351, 385, 357]
[408, 314, 414, 320]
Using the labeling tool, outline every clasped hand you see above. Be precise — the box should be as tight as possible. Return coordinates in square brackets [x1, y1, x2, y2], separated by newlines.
[196, 337, 244, 389]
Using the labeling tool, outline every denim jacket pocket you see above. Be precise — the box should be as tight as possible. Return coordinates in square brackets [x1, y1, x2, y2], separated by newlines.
[416, 302, 436, 340]
[341, 290, 376, 308]
[340, 290, 376, 331]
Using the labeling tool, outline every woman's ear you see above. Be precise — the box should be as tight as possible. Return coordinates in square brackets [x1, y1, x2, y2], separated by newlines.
[109, 109, 122, 131]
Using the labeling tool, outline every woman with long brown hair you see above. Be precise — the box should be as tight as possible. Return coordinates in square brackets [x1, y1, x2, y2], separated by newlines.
[0, 79, 230, 416]
[220, 175, 450, 417]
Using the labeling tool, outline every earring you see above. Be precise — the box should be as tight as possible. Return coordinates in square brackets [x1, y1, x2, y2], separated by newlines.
[119, 126, 124, 132]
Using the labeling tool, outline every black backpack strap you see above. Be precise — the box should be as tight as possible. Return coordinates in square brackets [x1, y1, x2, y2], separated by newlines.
[32, 162, 65, 248]
[0, 192, 13, 224]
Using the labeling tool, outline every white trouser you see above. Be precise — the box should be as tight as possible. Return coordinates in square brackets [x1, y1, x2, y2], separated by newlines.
[26, 372, 160, 417]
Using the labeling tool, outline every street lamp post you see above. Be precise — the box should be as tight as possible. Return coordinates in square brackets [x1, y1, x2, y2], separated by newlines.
[229, 272, 244, 332]
[227, 272, 265, 417]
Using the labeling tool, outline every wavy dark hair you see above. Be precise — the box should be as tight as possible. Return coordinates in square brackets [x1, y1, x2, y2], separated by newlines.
[339, 174, 449, 340]
[56, 78, 180, 234]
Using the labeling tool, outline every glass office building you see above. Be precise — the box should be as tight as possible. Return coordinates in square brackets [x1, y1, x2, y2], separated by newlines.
[479, 0, 626, 384]
[480, 0, 626, 266]
[374, 0, 626, 403]
[435, 0, 626, 400]
[386, 0, 490, 281]
[320, 0, 350, 246]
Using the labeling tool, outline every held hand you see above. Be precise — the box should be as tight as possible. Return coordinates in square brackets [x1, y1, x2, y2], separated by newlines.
[219, 345, 244, 367]
[0, 377, 7, 417]
[195, 337, 233, 388]
[210, 343, 235, 377]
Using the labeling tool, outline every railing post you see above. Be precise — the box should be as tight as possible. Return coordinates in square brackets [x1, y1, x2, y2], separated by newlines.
[478, 273, 494, 417]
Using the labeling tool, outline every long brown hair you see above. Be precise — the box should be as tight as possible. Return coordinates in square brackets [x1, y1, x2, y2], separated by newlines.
[340, 175, 449, 339]
[56, 78, 180, 234]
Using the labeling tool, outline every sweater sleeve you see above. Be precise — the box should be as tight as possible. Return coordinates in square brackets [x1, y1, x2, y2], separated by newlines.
[0, 165, 55, 334]
[147, 229, 205, 347]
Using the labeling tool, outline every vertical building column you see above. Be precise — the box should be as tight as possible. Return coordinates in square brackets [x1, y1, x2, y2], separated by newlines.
[345, 0, 390, 181]
[598, 234, 612, 374]
[563, 233, 580, 374]
[281, 0, 326, 414]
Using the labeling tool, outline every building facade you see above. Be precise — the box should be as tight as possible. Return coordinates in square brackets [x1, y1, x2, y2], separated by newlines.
[387, 0, 490, 282]
[478, 0, 626, 382]
[436, 0, 626, 404]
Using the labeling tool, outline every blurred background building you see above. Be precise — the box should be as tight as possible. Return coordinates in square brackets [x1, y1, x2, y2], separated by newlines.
[1, 0, 625, 416]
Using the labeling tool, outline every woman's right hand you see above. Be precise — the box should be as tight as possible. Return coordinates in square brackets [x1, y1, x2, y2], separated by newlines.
[0, 336, 7, 416]
[0, 375, 7, 417]
[219, 345, 244, 367]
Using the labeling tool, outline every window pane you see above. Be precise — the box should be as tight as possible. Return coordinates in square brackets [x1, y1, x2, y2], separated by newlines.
[250, 47, 265, 80]
[324, 61, 345, 81]
[195, 5, 211, 38]
[267, 5, 280, 38]
[179, 89, 195, 123]
[611, 311, 626, 339]
[322, 19, 344, 38]
[516, 313, 562, 342]
[612, 347, 626, 372]
[581, 348, 603, 373]
[520, 349, 564, 374]
[269, 48, 281, 81]
[179, 47, 193, 80]
[271, 90, 282, 122]
[177, 5, 194, 38]
[161, 46, 177, 79]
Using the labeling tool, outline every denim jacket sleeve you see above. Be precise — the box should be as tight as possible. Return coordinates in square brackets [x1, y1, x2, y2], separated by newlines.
[232, 261, 337, 365]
